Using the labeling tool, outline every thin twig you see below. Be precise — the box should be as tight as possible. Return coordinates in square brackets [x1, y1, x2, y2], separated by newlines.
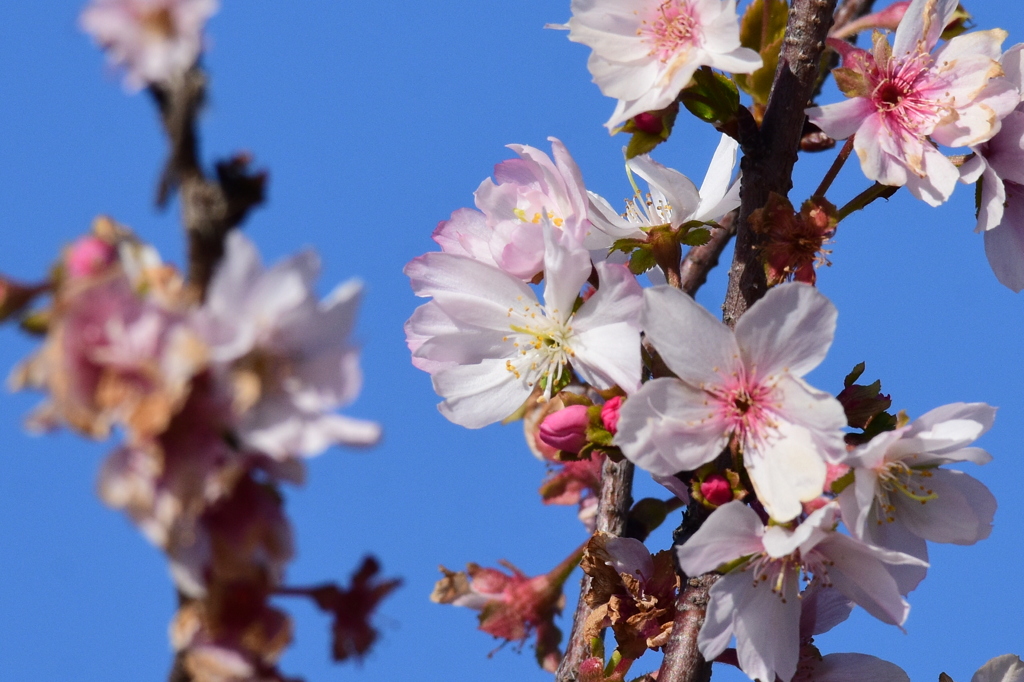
[836, 181, 899, 222]
[813, 136, 855, 199]
[149, 67, 266, 300]
[681, 211, 737, 298]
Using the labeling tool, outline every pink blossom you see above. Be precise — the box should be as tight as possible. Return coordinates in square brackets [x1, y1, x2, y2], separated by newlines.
[406, 224, 642, 428]
[539, 404, 591, 453]
[196, 232, 381, 458]
[677, 502, 925, 682]
[564, 0, 761, 129]
[616, 283, 847, 522]
[66, 236, 117, 279]
[959, 45, 1024, 290]
[806, 0, 1017, 206]
[81, 0, 218, 90]
[837, 402, 997, 593]
[601, 396, 622, 434]
[436, 139, 591, 280]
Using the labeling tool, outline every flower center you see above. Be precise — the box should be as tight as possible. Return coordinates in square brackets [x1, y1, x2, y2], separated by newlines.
[645, 0, 702, 62]
[708, 372, 777, 447]
[504, 299, 576, 399]
[873, 461, 937, 524]
[870, 54, 944, 135]
[742, 554, 801, 603]
[513, 208, 564, 228]
[140, 7, 176, 39]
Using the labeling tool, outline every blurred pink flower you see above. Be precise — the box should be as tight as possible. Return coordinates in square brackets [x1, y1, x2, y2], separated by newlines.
[81, 0, 218, 90]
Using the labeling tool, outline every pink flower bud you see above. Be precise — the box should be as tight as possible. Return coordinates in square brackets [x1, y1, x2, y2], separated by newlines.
[600, 396, 622, 435]
[632, 112, 664, 135]
[539, 405, 590, 453]
[700, 474, 733, 507]
[66, 236, 116, 279]
[802, 496, 831, 515]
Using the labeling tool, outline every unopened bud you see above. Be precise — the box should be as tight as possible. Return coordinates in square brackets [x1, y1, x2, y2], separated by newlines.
[539, 404, 590, 453]
[700, 474, 733, 507]
[632, 112, 664, 135]
[66, 236, 116, 279]
[600, 396, 622, 435]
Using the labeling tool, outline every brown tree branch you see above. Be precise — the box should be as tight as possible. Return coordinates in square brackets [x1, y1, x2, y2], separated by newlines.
[723, 0, 839, 327]
[556, 457, 635, 682]
[681, 212, 737, 298]
[657, 573, 719, 682]
[149, 67, 266, 299]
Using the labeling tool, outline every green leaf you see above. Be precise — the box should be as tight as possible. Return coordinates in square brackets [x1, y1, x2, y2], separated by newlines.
[680, 68, 740, 126]
[629, 247, 657, 275]
[680, 228, 712, 246]
[735, 0, 789, 105]
[739, 0, 789, 52]
[610, 237, 647, 255]
[626, 129, 668, 159]
[833, 67, 871, 98]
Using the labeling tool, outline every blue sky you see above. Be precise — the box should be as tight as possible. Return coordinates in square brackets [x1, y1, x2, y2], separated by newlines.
[0, 2, 1021, 681]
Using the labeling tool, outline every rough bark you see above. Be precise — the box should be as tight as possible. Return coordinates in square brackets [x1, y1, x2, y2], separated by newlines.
[556, 457, 635, 682]
[723, 0, 839, 327]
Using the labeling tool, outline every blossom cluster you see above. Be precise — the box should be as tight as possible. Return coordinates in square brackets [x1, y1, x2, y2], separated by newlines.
[403, 0, 1014, 678]
[8, 218, 392, 680]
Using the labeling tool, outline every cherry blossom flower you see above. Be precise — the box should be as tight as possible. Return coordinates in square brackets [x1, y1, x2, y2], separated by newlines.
[616, 283, 847, 522]
[587, 133, 741, 249]
[405, 225, 642, 429]
[434, 139, 591, 280]
[12, 275, 205, 440]
[837, 402, 997, 593]
[677, 502, 925, 682]
[431, 553, 579, 672]
[565, 0, 761, 129]
[806, 0, 1018, 206]
[81, 0, 218, 90]
[959, 45, 1024, 290]
[196, 232, 381, 458]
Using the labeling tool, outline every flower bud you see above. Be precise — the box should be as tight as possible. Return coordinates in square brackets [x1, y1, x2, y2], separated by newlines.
[539, 405, 590, 453]
[66, 235, 116, 279]
[600, 396, 622, 435]
[700, 474, 734, 507]
[632, 112, 664, 135]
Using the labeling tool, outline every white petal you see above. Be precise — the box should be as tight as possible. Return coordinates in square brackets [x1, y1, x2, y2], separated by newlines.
[642, 286, 741, 387]
[573, 321, 642, 392]
[894, 469, 996, 545]
[811, 653, 911, 682]
[541, 224, 592, 323]
[677, 501, 765, 576]
[972, 655, 1024, 682]
[615, 378, 727, 476]
[746, 419, 828, 523]
[735, 283, 837, 380]
[433, 360, 533, 429]
[815, 533, 922, 626]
